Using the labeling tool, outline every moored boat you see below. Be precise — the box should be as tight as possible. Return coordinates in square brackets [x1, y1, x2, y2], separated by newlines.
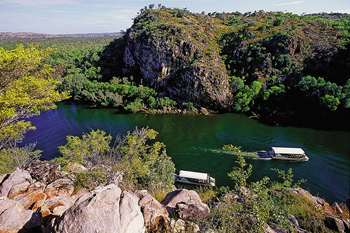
[174, 170, 216, 186]
[257, 147, 309, 162]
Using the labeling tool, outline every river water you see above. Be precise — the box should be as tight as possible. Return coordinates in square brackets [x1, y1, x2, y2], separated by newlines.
[22, 102, 350, 203]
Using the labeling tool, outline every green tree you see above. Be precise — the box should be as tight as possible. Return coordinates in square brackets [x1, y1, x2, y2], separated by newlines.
[320, 94, 340, 111]
[53, 129, 112, 171]
[0, 45, 68, 173]
[0, 45, 69, 148]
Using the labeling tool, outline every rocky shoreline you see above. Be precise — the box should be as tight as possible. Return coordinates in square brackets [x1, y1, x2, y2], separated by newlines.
[0, 161, 349, 233]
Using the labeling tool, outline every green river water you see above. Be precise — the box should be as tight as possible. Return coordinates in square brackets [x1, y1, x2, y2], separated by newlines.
[23, 102, 350, 203]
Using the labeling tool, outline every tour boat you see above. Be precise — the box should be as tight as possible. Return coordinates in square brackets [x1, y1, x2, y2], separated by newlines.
[174, 170, 216, 186]
[257, 147, 309, 162]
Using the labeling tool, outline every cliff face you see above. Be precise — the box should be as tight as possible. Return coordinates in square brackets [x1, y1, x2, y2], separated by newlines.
[123, 8, 232, 109]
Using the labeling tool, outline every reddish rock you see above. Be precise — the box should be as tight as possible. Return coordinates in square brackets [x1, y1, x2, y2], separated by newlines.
[26, 181, 46, 194]
[14, 192, 47, 211]
[27, 160, 62, 184]
[44, 178, 74, 199]
[7, 180, 31, 199]
[44, 195, 75, 212]
[161, 189, 210, 221]
[136, 190, 169, 231]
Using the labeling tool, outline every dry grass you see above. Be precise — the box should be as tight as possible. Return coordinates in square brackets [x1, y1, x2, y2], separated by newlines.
[148, 184, 171, 202]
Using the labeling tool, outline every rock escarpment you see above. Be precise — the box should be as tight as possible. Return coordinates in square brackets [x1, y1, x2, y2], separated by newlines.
[0, 163, 209, 233]
[122, 8, 232, 109]
[0, 163, 349, 233]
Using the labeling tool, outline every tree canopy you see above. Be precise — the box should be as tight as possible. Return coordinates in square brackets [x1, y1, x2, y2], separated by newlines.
[0, 44, 69, 170]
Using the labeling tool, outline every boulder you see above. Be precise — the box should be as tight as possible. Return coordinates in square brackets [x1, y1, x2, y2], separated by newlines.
[48, 184, 145, 233]
[44, 178, 74, 199]
[0, 168, 32, 198]
[119, 190, 145, 233]
[0, 199, 20, 214]
[325, 216, 346, 233]
[0, 204, 41, 233]
[0, 173, 9, 185]
[73, 187, 89, 199]
[136, 190, 169, 231]
[200, 107, 209, 116]
[14, 192, 47, 211]
[27, 160, 62, 184]
[170, 218, 200, 233]
[7, 180, 31, 199]
[26, 181, 46, 194]
[41, 195, 75, 218]
[170, 219, 186, 233]
[286, 188, 313, 199]
[161, 189, 210, 220]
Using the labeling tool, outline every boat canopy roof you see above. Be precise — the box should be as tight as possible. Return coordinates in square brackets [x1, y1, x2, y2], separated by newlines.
[271, 147, 305, 155]
[179, 170, 209, 180]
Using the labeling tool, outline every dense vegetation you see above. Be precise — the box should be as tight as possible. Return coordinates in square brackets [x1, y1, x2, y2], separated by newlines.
[2, 8, 349, 129]
[122, 7, 350, 128]
[51, 127, 176, 194]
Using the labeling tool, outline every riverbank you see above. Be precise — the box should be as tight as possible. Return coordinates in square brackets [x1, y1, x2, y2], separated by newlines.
[0, 162, 349, 233]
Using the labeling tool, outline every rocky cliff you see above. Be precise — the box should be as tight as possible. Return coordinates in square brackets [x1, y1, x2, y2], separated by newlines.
[111, 8, 233, 110]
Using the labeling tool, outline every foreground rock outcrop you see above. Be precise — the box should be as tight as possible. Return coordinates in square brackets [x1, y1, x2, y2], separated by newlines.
[0, 164, 349, 233]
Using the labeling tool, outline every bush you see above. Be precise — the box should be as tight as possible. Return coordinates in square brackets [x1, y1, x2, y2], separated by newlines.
[53, 127, 176, 192]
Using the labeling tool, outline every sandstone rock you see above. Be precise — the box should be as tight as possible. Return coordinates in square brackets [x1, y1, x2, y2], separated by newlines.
[44, 178, 74, 199]
[200, 107, 209, 116]
[123, 21, 232, 110]
[73, 187, 89, 199]
[170, 219, 186, 233]
[44, 195, 75, 213]
[342, 219, 350, 232]
[170, 218, 199, 233]
[119, 190, 145, 233]
[270, 223, 289, 233]
[311, 196, 326, 206]
[0, 199, 20, 214]
[325, 216, 346, 233]
[0, 204, 41, 233]
[14, 192, 47, 211]
[161, 189, 210, 220]
[289, 214, 299, 227]
[334, 202, 344, 215]
[286, 188, 313, 199]
[136, 190, 169, 231]
[27, 160, 62, 184]
[264, 224, 276, 233]
[7, 180, 31, 199]
[0, 168, 32, 198]
[48, 184, 145, 233]
[27, 181, 46, 194]
[0, 173, 9, 185]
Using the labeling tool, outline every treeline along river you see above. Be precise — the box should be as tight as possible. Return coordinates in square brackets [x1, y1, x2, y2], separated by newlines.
[22, 102, 350, 204]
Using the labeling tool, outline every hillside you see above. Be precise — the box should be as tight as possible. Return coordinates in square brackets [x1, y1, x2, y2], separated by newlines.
[95, 7, 350, 128]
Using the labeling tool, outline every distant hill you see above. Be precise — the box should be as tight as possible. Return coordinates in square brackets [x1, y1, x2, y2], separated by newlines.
[0, 32, 123, 40]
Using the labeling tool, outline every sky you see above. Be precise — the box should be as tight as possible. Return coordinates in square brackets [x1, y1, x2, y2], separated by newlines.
[1, 0, 350, 34]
